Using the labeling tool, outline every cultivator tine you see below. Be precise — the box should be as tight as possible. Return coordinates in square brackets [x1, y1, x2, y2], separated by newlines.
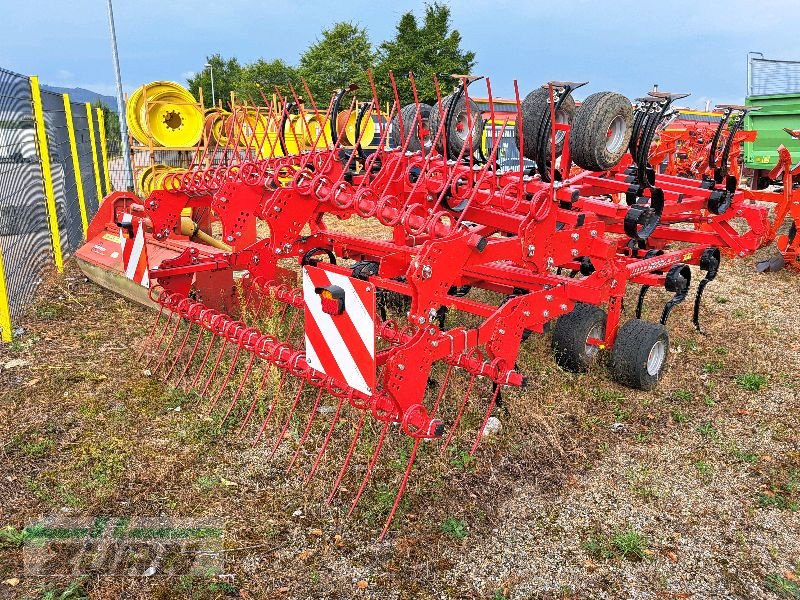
[269, 379, 307, 457]
[221, 351, 258, 424]
[348, 421, 389, 516]
[326, 411, 366, 503]
[208, 329, 253, 413]
[441, 373, 477, 453]
[379, 438, 421, 541]
[430, 364, 454, 418]
[252, 368, 290, 445]
[137, 287, 167, 361]
[175, 325, 207, 388]
[200, 323, 238, 398]
[470, 383, 502, 455]
[305, 394, 347, 483]
[151, 303, 187, 373]
[188, 321, 222, 393]
[287, 387, 325, 471]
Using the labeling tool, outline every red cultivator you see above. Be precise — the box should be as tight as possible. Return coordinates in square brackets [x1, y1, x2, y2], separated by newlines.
[97, 74, 799, 536]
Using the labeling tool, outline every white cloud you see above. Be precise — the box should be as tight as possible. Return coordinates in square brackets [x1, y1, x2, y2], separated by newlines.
[56, 69, 73, 80]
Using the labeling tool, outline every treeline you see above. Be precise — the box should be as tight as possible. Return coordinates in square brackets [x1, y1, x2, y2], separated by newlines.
[187, 3, 475, 108]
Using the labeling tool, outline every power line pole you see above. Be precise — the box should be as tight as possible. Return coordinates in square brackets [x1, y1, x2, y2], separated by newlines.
[106, 0, 133, 191]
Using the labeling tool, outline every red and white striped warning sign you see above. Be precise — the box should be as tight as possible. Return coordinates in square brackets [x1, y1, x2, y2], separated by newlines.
[302, 265, 375, 395]
[119, 213, 150, 287]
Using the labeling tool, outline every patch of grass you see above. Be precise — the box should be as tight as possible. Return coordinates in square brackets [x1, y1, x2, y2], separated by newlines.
[735, 372, 768, 392]
[196, 475, 221, 492]
[732, 308, 747, 319]
[714, 296, 729, 304]
[675, 338, 698, 352]
[756, 493, 799, 511]
[19, 436, 55, 458]
[713, 346, 729, 355]
[671, 410, 688, 424]
[611, 528, 648, 560]
[697, 421, 720, 441]
[34, 302, 67, 322]
[39, 580, 89, 600]
[702, 361, 724, 374]
[756, 469, 799, 511]
[583, 526, 649, 561]
[671, 389, 693, 402]
[694, 460, 713, 479]
[449, 449, 476, 472]
[728, 443, 759, 464]
[764, 573, 800, 598]
[624, 465, 659, 501]
[594, 388, 626, 404]
[0, 525, 25, 549]
[441, 518, 468, 540]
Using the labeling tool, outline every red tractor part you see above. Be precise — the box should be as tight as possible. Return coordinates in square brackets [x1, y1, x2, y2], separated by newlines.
[83, 74, 800, 538]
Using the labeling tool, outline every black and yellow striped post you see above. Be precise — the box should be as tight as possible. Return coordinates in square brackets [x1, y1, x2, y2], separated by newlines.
[30, 75, 64, 273]
[96, 107, 112, 194]
[0, 247, 12, 342]
[63, 94, 90, 236]
[86, 102, 104, 203]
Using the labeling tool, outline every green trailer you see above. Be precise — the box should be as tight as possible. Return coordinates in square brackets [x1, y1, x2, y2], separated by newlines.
[744, 93, 800, 171]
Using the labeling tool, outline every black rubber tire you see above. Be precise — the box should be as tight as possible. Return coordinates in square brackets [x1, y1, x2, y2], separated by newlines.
[427, 94, 484, 158]
[569, 92, 633, 171]
[552, 303, 607, 373]
[610, 319, 669, 391]
[515, 87, 576, 162]
[390, 103, 432, 153]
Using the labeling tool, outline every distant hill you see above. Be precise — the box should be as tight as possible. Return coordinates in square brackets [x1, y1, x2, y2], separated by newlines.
[41, 85, 118, 111]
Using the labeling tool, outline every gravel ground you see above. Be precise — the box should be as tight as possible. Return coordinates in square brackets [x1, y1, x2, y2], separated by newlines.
[0, 249, 798, 600]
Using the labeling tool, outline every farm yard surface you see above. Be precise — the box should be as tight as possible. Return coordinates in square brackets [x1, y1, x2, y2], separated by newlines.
[0, 247, 798, 599]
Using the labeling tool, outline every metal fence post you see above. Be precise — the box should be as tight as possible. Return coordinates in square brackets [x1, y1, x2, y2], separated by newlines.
[96, 107, 113, 194]
[86, 102, 104, 204]
[30, 75, 65, 273]
[63, 94, 90, 237]
[0, 247, 12, 342]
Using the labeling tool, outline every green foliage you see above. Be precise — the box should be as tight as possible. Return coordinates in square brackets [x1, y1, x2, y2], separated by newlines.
[0, 525, 25, 548]
[441, 517, 468, 539]
[375, 3, 476, 105]
[186, 54, 242, 108]
[611, 528, 648, 560]
[299, 22, 375, 104]
[92, 100, 121, 151]
[236, 59, 299, 102]
[735, 372, 767, 392]
[765, 573, 800, 598]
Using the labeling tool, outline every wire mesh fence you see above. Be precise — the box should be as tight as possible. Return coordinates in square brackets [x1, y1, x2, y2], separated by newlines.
[750, 58, 800, 97]
[0, 67, 51, 325]
[0, 66, 109, 339]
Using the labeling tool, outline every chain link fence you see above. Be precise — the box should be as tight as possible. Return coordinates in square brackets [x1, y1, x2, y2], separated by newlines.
[0, 66, 110, 341]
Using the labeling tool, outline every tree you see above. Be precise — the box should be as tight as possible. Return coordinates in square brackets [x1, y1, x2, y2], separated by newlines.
[375, 3, 476, 106]
[92, 100, 121, 154]
[235, 59, 300, 103]
[298, 22, 375, 106]
[186, 54, 242, 109]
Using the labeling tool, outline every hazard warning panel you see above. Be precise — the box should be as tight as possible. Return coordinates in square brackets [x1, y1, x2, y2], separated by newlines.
[119, 213, 150, 287]
[302, 265, 376, 395]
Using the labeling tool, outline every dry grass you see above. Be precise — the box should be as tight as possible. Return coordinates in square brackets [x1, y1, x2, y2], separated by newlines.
[0, 247, 798, 599]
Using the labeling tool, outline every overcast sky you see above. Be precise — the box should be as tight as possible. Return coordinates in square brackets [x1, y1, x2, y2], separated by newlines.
[2, 0, 797, 108]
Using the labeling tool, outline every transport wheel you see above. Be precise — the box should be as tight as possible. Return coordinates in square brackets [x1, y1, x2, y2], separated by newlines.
[515, 87, 576, 161]
[427, 94, 484, 158]
[610, 319, 669, 390]
[570, 92, 633, 171]
[390, 103, 433, 153]
[552, 303, 607, 372]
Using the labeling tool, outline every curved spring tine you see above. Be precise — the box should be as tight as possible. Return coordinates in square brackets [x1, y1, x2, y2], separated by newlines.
[137, 302, 166, 360]
[144, 310, 175, 367]
[287, 388, 325, 471]
[379, 438, 421, 541]
[469, 383, 502, 455]
[348, 420, 389, 516]
[221, 352, 258, 424]
[269, 380, 307, 457]
[152, 315, 185, 373]
[176, 328, 208, 388]
[238, 361, 274, 434]
[430, 364, 454, 418]
[163, 320, 196, 381]
[252, 368, 289, 446]
[326, 411, 366, 504]
[441, 373, 477, 453]
[304, 395, 347, 483]
[208, 342, 244, 412]
[188, 333, 219, 392]
[200, 335, 232, 398]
